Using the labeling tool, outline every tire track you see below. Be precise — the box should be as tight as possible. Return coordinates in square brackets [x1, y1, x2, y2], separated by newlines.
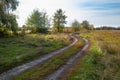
[45, 35, 90, 80]
[0, 34, 78, 80]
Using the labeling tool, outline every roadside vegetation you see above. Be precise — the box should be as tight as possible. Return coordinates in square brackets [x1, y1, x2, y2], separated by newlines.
[64, 30, 120, 80]
[13, 36, 84, 80]
[0, 33, 71, 73]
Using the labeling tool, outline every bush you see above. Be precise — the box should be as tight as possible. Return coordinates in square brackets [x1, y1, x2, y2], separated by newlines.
[0, 25, 13, 37]
[37, 27, 48, 33]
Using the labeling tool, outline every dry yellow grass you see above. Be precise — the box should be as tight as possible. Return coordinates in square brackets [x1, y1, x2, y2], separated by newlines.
[65, 30, 120, 80]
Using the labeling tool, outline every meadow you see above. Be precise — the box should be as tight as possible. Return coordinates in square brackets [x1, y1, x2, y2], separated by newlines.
[64, 30, 120, 80]
[0, 33, 71, 73]
[13, 35, 85, 80]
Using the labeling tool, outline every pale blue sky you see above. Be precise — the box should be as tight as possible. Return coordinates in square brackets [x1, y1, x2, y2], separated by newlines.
[15, 0, 120, 27]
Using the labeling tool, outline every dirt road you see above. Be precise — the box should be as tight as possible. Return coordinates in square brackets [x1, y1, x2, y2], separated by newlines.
[45, 36, 90, 80]
[0, 34, 78, 80]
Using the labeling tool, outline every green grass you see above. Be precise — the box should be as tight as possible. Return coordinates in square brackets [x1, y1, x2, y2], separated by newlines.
[64, 30, 120, 80]
[0, 33, 71, 73]
[13, 37, 85, 80]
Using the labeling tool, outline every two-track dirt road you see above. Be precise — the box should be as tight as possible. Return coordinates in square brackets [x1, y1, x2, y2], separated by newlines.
[0, 34, 77, 80]
[45, 35, 90, 80]
[0, 34, 90, 80]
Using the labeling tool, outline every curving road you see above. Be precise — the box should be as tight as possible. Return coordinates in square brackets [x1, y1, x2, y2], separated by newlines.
[45, 35, 90, 80]
[0, 34, 78, 80]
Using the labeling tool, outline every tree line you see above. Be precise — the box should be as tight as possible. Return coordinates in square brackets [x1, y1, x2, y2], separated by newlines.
[0, 0, 94, 37]
[24, 9, 94, 33]
[95, 26, 120, 30]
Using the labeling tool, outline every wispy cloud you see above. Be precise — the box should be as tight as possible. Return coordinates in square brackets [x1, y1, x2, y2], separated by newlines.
[73, 0, 120, 26]
[79, 2, 120, 10]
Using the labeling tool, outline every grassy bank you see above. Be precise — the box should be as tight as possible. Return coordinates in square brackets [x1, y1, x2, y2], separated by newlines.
[0, 33, 71, 73]
[13, 36, 84, 80]
[64, 30, 120, 80]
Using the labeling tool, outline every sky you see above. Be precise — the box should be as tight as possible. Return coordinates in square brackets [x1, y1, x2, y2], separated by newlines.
[15, 0, 120, 27]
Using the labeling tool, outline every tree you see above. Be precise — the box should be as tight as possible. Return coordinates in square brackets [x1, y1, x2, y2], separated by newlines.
[81, 20, 90, 30]
[0, 0, 19, 35]
[26, 9, 50, 33]
[0, 0, 19, 12]
[7, 14, 18, 34]
[0, 0, 19, 24]
[72, 20, 80, 32]
[53, 9, 67, 32]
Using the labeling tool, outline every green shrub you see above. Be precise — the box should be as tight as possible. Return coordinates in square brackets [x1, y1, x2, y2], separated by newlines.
[0, 25, 13, 37]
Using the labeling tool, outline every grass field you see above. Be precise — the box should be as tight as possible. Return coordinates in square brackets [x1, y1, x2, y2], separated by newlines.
[13, 35, 85, 80]
[64, 30, 120, 80]
[0, 33, 71, 73]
